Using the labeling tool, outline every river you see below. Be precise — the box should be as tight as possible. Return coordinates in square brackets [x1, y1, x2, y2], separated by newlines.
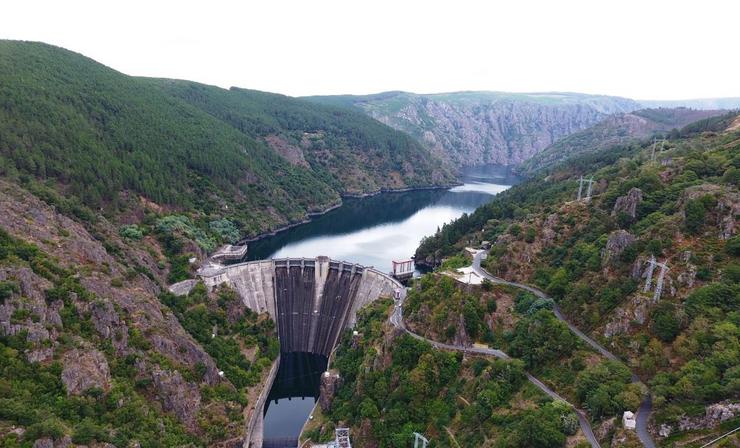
[257, 164, 520, 445]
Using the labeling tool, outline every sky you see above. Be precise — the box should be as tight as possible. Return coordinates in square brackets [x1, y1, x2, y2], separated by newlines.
[1, 0, 738, 100]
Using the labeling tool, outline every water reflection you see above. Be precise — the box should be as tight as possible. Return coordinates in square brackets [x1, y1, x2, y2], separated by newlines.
[246, 165, 520, 273]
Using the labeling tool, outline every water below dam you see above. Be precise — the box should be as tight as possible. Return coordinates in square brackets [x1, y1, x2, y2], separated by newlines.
[255, 164, 520, 445]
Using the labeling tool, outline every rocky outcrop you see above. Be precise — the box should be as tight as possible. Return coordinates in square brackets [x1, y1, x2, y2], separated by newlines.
[90, 301, 129, 353]
[603, 230, 636, 264]
[32, 437, 73, 448]
[333, 92, 639, 167]
[677, 401, 740, 432]
[594, 416, 616, 441]
[0, 180, 228, 431]
[150, 366, 202, 429]
[603, 296, 650, 338]
[61, 348, 111, 395]
[612, 188, 643, 219]
[680, 184, 739, 239]
[318, 370, 342, 412]
[265, 134, 310, 168]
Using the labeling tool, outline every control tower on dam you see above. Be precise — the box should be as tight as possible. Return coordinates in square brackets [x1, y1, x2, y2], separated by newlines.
[197, 256, 401, 356]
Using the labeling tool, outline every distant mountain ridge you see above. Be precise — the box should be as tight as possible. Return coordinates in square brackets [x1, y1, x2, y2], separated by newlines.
[307, 91, 641, 167]
[519, 107, 728, 174]
[640, 97, 740, 110]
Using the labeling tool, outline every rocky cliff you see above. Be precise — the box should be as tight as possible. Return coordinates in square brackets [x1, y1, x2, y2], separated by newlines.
[308, 91, 640, 166]
[0, 179, 275, 446]
[519, 108, 727, 174]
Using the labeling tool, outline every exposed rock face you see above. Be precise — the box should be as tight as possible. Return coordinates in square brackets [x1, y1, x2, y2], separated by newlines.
[32, 436, 72, 448]
[454, 314, 471, 347]
[603, 230, 636, 264]
[680, 184, 739, 239]
[345, 92, 639, 166]
[0, 180, 224, 429]
[150, 367, 202, 430]
[62, 348, 111, 395]
[612, 188, 643, 219]
[318, 370, 342, 412]
[90, 301, 129, 353]
[595, 416, 616, 441]
[604, 295, 650, 338]
[265, 134, 310, 168]
[678, 401, 740, 432]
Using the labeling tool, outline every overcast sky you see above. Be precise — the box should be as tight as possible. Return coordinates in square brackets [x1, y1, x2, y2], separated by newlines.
[2, 0, 738, 100]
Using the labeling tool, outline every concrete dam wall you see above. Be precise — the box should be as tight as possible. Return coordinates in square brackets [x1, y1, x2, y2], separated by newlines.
[199, 256, 400, 356]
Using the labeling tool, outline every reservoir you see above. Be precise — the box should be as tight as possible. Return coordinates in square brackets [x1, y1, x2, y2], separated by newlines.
[256, 164, 519, 445]
[247, 164, 520, 273]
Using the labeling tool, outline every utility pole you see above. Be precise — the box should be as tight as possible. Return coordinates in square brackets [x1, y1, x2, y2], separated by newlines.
[585, 176, 594, 200]
[577, 176, 595, 201]
[651, 138, 666, 162]
[643, 256, 669, 302]
[414, 432, 429, 448]
[643, 255, 656, 292]
[653, 261, 669, 303]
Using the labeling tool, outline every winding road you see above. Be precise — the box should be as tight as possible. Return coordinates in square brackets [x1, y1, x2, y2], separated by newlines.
[390, 282, 603, 448]
[470, 250, 656, 448]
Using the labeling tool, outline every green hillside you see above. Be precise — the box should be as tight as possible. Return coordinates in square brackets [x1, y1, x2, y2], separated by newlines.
[519, 108, 729, 174]
[0, 41, 453, 239]
[415, 113, 740, 446]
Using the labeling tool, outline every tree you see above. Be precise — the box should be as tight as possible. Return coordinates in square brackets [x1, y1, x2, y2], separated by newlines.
[652, 303, 681, 342]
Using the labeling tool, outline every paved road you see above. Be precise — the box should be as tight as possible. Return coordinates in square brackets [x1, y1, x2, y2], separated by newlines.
[390, 291, 602, 448]
[471, 251, 656, 448]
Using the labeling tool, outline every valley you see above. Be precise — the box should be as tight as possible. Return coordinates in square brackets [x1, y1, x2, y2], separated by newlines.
[0, 37, 738, 448]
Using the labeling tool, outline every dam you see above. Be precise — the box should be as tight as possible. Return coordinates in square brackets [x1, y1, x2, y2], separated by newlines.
[199, 256, 399, 356]
[195, 256, 402, 447]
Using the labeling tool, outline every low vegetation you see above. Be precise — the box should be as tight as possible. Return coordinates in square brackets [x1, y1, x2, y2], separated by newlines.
[306, 300, 583, 448]
[414, 113, 740, 445]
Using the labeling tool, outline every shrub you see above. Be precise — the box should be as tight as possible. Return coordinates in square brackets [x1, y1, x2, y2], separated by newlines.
[524, 227, 536, 243]
[652, 303, 681, 342]
[684, 195, 715, 235]
[119, 224, 144, 240]
[209, 219, 240, 244]
[24, 418, 66, 441]
[0, 280, 19, 304]
[685, 283, 740, 316]
[726, 236, 740, 257]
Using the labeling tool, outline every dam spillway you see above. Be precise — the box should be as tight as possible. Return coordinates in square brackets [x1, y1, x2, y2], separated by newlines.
[198, 256, 400, 356]
[196, 257, 401, 447]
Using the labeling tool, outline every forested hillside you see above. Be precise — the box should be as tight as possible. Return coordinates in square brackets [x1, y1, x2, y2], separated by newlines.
[415, 113, 740, 446]
[0, 40, 454, 240]
[303, 299, 586, 448]
[519, 108, 728, 174]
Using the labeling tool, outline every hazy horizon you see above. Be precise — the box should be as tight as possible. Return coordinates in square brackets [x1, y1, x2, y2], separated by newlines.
[2, 0, 739, 100]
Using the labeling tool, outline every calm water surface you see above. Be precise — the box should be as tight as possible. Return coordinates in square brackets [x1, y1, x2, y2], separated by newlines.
[258, 165, 519, 445]
[248, 164, 520, 273]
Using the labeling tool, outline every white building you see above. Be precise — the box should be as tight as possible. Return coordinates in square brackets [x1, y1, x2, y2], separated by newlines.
[623, 411, 637, 430]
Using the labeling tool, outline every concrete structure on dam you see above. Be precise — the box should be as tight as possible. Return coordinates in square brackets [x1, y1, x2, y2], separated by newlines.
[172, 256, 402, 447]
[195, 256, 401, 356]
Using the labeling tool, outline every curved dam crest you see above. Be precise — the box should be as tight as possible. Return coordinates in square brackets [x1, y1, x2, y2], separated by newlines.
[200, 256, 400, 356]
